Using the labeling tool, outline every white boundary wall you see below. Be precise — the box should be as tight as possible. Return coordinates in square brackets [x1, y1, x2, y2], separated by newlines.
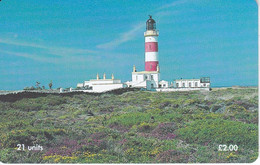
[92, 84, 123, 93]
[156, 88, 210, 92]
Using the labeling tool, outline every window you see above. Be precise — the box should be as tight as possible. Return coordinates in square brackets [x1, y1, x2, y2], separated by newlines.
[195, 82, 198, 87]
[144, 75, 147, 81]
[189, 82, 191, 87]
[151, 84, 154, 88]
[163, 84, 166, 87]
[176, 83, 179, 88]
[151, 75, 154, 80]
[200, 77, 210, 83]
[182, 83, 185, 87]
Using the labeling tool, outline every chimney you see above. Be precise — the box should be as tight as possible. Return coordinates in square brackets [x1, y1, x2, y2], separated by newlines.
[133, 65, 136, 72]
[111, 73, 114, 80]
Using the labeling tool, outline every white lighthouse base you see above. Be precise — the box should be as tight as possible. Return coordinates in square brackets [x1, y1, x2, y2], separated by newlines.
[125, 71, 160, 90]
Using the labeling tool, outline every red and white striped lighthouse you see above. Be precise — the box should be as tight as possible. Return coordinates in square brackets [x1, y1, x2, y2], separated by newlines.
[144, 15, 159, 71]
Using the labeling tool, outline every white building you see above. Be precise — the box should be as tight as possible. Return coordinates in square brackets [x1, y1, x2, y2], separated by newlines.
[174, 77, 210, 88]
[159, 80, 169, 88]
[76, 73, 124, 93]
[125, 65, 160, 90]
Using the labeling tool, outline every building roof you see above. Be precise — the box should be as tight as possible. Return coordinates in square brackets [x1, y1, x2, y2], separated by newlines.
[89, 79, 120, 81]
[175, 79, 200, 81]
[159, 80, 168, 83]
[92, 83, 122, 85]
[132, 71, 159, 74]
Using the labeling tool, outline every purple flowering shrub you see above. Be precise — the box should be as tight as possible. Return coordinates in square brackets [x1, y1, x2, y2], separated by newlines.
[140, 122, 177, 140]
[45, 138, 81, 156]
[45, 136, 107, 156]
[90, 132, 107, 140]
[109, 123, 130, 132]
[118, 138, 127, 145]
[80, 138, 106, 152]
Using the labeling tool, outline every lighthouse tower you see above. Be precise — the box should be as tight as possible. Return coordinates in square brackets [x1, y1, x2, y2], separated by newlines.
[144, 15, 159, 71]
[126, 15, 161, 90]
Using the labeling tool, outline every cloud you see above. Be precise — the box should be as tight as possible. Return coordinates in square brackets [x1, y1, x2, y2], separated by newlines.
[0, 50, 52, 63]
[157, 0, 189, 10]
[0, 49, 102, 65]
[0, 37, 141, 64]
[96, 23, 145, 49]
[0, 38, 97, 57]
[155, 10, 180, 18]
[0, 38, 101, 64]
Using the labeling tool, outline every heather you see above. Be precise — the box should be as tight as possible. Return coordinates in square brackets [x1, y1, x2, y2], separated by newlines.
[0, 87, 258, 163]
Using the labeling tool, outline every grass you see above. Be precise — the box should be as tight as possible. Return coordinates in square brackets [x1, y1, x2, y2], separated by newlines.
[0, 87, 258, 163]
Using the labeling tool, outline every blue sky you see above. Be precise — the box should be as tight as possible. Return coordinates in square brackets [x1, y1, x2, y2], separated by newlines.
[0, 0, 258, 90]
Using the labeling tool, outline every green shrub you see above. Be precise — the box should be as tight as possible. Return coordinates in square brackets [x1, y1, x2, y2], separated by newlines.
[46, 95, 67, 106]
[225, 104, 247, 114]
[176, 119, 257, 148]
[2, 128, 66, 147]
[107, 112, 151, 126]
[137, 122, 157, 132]
[13, 99, 43, 111]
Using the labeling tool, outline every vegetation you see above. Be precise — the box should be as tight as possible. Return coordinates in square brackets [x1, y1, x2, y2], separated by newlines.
[23, 81, 51, 91]
[0, 87, 258, 163]
[49, 81, 53, 90]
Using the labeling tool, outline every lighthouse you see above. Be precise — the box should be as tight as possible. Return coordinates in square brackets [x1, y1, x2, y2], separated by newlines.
[125, 15, 161, 90]
[144, 15, 159, 71]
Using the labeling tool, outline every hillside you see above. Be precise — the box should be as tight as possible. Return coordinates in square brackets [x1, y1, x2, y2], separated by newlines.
[0, 87, 258, 163]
